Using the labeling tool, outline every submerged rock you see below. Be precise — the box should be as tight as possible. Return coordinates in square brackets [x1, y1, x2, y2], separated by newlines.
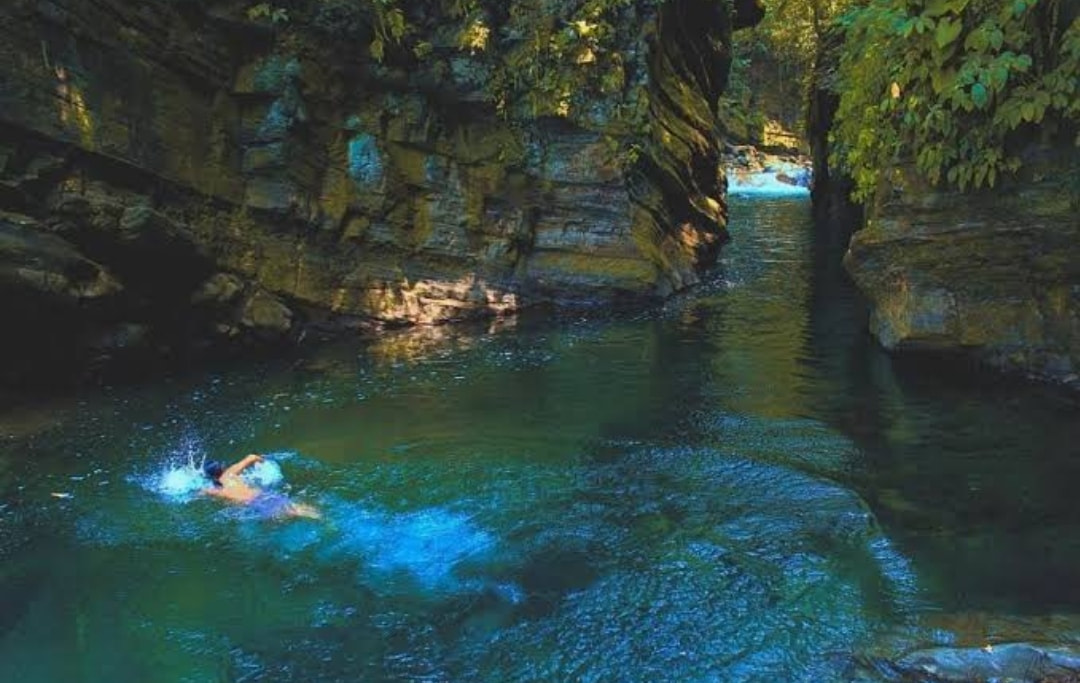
[461, 444, 916, 682]
[870, 643, 1080, 682]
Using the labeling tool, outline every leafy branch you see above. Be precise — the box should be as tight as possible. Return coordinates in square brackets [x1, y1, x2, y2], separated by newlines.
[830, 0, 1079, 201]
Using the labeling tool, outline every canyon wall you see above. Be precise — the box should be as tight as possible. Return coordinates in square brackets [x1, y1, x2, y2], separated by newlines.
[844, 175, 1080, 387]
[0, 0, 754, 386]
[808, 20, 1079, 389]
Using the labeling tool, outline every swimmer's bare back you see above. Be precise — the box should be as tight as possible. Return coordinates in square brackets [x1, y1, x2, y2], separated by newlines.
[203, 454, 321, 519]
[203, 478, 260, 504]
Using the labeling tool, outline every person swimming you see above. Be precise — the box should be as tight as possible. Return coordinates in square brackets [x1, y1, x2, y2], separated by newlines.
[203, 454, 320, 520]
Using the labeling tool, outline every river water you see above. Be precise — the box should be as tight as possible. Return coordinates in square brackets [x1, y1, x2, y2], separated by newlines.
[2, 198, 1079, 682]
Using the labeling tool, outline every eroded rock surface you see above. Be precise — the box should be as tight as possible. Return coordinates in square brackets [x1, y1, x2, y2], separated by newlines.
[845, 181, 1080, 387]
[0, 0, 752, 386]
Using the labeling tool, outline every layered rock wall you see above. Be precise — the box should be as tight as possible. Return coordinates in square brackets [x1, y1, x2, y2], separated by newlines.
[0, 0, 747, 387]
[810, 19, 1080, 388]
[844, 178, 1080, 386]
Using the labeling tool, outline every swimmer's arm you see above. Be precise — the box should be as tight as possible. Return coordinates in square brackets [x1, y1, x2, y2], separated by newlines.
[223, 454, 265, 478]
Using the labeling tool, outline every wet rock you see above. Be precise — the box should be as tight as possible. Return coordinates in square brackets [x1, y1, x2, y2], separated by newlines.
[0, 0, 748, 383]
[117, 201, 181, 242]
[777, 168, 812, 188]
[0, 210, 120, 302]
[242, 142, 288, 174]
[191, 272, 245, 306]
[239, 288, 294, 338]
[243, 177, 298, 212]
[891, 643, 1080, 682]
[0, 210, 124, 387]
[811, 20, 1079, 389]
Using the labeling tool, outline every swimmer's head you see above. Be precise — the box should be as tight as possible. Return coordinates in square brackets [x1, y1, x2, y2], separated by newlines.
[203, 460, 225, 486]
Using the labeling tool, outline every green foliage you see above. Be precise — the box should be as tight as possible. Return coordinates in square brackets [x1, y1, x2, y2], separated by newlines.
[722, 0, 854, 145]
[755, 0, 852, 66]
[368, 0, 407, 61]
[277, 0, 669, 127]
[247, 2, 291, 24]
[484, 0, 660, 122]
[720, 41, 769, 141]
[831, 0, 1080, 201]
[301, 0, 409, 59]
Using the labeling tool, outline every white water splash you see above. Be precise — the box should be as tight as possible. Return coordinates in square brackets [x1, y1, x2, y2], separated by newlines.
[142, 432, 209, 501]
[157, 465, 207, 499]
[728, 164, 811, 198]
[245, 459, 284, 488]
[145, 437, 288, 502]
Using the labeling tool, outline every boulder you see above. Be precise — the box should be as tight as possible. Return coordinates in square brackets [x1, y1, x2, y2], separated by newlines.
[239, 289, 293, 338]
[191, 272, 245, 307]
[0, 211, 120, 302]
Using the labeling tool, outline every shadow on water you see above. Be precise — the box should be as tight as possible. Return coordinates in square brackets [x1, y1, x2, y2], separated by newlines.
[722, 198, 1080, 614]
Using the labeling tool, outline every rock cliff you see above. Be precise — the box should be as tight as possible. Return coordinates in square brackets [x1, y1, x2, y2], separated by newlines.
[809, 22, 1080, 389]
[844, 175, 1080, 387]
[0, 0, 753, 387]
[806, 27, 861, 233]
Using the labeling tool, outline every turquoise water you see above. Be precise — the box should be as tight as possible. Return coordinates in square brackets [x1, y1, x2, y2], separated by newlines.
[2, 199, 1079, 682]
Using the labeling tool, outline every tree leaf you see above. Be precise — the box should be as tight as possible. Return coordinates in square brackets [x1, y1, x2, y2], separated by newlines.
[935, 18, 963, 48]
[931, 68, 957, 93]
[971, 82, 989, 108]
[964, 28, 988, 52]
[925, 0, 970, 18]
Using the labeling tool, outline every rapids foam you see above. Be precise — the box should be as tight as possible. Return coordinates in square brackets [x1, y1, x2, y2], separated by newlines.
[727, 165, 812, 198]
[320, 503, 497, 593]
